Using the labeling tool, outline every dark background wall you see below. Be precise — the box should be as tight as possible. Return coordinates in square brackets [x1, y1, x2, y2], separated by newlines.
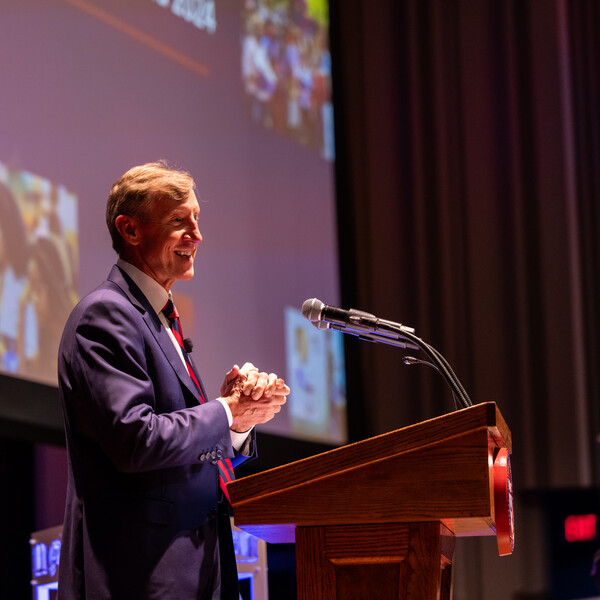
[330, 0, 600, 597]
[2, 0, 600, 598]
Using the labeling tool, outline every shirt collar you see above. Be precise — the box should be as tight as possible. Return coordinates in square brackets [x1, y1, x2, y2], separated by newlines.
[116, 258, 170, 316]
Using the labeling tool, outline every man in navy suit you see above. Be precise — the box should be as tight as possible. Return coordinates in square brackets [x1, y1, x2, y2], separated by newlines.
[57, 161, 290, 599]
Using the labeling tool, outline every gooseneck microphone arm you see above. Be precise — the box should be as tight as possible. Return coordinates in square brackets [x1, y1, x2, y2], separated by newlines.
[301, 298, 472, 410]
[381, 322, 472, 409]
[402, 356, 461, 411]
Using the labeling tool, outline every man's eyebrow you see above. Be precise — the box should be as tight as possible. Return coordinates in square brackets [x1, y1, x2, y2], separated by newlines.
[169, 206, 187, 215]
[168, 206, 199, 218]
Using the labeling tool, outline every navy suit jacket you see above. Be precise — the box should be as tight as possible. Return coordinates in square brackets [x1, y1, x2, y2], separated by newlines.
[57, 265, 255, 599]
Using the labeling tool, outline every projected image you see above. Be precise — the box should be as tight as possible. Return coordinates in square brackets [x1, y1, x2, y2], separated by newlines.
[241, 0, 334, 160]
[285, 307, 346, 444]
[0, 163, 78, 386]
[0, 0, 344, 445]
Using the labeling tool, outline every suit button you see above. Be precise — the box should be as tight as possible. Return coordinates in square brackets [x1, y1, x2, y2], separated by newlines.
[199, 453, 205, 462]
[216, 449, 223, 458]
[211, 451, 217, 460]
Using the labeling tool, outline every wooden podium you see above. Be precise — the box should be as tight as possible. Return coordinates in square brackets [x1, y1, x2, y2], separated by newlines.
[228, 402, 514, 599]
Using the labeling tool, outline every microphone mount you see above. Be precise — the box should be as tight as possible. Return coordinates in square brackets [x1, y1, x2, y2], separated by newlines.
[302, 298, 473, 410]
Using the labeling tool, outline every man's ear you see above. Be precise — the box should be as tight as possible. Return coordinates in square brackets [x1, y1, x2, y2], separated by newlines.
[114, 214, 140, 246]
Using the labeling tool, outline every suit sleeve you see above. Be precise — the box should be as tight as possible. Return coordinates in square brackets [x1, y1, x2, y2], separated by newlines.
[61, 292, 233, 473]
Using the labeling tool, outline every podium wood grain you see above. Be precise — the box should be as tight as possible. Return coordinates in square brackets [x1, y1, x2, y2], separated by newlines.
[229, 402, 512, 599]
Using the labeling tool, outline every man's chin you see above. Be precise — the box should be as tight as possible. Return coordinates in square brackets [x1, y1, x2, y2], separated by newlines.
[181, 266, 195, 280]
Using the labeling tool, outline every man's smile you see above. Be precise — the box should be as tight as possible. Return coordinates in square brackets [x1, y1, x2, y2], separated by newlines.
[175, 250, 194, 258]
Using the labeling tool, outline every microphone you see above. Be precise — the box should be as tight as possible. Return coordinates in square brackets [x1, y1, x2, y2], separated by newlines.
[302, 297, 375, 327]
[183, 338, 194, 353]
[301, 298, 419, 349]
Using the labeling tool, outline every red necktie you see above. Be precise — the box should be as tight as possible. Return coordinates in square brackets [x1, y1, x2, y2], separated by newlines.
[162, 299, 234, 503]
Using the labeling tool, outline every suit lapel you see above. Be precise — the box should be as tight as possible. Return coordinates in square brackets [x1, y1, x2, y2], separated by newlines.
[107, 265, 201, 403]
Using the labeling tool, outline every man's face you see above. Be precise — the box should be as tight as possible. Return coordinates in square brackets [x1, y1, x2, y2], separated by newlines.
[133, 191, 202, 290]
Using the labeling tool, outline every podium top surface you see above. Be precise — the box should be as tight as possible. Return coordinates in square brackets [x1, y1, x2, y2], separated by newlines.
[229, 402, 510, 506]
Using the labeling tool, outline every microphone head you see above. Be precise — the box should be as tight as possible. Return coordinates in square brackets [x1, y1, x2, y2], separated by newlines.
[301, 298, 324, 322]
[183, 338, 194, 353]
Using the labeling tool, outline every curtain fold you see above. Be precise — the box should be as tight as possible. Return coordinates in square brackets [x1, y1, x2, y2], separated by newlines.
[568, 0, 600, 469]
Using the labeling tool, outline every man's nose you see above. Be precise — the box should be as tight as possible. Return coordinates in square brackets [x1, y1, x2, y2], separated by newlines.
[187, 222, 202, 243]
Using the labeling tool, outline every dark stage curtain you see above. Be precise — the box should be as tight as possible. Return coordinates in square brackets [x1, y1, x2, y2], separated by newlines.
[567, 0, 600, 475]
[332, 0, 597, 490]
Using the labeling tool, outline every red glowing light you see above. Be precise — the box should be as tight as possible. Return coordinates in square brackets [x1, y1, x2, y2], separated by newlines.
[565, 514, 597, 542]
